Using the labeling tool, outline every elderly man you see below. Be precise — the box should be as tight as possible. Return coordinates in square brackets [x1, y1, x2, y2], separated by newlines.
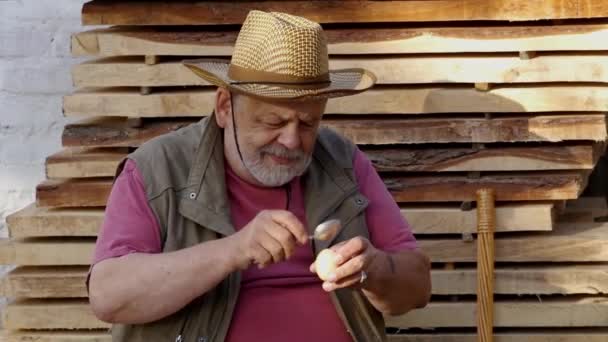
[88, 10, 430, 342]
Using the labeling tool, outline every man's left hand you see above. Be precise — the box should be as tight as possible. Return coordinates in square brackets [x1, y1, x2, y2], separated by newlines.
[309, 237, 381, 292]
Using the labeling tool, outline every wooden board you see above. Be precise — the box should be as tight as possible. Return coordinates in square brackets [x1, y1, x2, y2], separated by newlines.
[2, 299, 109, 330]
[1, 267, 89, 298]
[6, 204, 103, 238]
[403, 203, 554, 234]
[36, 179, 112, 208]
[367, 144, 601, 172]
[0, 238, 95, 266]
[63, 86, 608, 116]
[5, 202, 552, 238]
[72, 54, 608, 87]
[419, 220, 608, 262]
[32, 171, 585, 208]
[5, 220, 608, 266]
[46, 148, 126, 179]
[62, 115, 608, 148]
[6, 264, 607, 298]
[4, 331, 110, 342]
[81, 0, 608, 25]
[71, 24, 608, 57]
[388, 332, 608, 342]
[388, 172, 585, 202]
[386, 297, 608, 328]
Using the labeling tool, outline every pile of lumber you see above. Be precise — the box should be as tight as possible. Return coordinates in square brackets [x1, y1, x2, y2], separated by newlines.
[3, 0, 608, 340]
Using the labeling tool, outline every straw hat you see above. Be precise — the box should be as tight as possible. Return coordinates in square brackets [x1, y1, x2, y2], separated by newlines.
[182, 10, 376, 101]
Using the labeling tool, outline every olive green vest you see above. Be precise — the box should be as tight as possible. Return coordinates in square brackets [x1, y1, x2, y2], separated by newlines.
[111, 116, 386, 342]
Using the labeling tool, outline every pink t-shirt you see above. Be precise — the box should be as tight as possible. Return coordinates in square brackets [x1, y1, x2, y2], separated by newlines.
[93, 148, 417, 342]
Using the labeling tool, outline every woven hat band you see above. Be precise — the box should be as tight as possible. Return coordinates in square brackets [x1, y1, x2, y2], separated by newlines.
[227, 64, 331, 85]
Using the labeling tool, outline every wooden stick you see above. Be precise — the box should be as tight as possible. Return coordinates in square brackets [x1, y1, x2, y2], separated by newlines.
[476, 188, 496, 342]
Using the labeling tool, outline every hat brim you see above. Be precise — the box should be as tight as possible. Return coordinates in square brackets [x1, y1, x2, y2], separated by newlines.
[182, 58, 376, 101]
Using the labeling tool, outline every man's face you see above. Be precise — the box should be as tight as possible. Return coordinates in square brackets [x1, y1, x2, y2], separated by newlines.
[224, 92, 327, 187]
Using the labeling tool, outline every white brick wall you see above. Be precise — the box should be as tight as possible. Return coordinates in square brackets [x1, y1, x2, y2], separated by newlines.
[0, 0, 89, 235]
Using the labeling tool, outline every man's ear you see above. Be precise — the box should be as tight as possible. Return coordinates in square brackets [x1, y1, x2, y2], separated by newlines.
[215, 87, 232, 128]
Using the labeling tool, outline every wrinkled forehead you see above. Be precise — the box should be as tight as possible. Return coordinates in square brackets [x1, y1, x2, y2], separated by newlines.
[241, 95, 327, 121]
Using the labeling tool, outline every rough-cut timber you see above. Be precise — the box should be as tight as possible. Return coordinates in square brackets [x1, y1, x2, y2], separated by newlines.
[36, 179, 113, 208]
[366, 144, 601, 172]
[71, 54, 608, 87]
[388, 332, 608, 342]
[386, 172, 585, 202]
[81, 0, 608, 25]
[403, 203, 554, 234]
[419, 220, 608, 262]
[6, 264, 606, 298]
[63, 86, 608, 116]
[46, 148, 127, 179]
[71, 24, 608, 57]
[2, 299, 110, 330]
[386, 297, 608, 328]
[62, 115, 608, 148]
[4, 331, 110, 342]
[0, 239, 95, 266]
[6, 204, 103, 238]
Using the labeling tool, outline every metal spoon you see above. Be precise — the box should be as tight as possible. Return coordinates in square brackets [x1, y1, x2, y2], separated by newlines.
[310, 219, 342, 242]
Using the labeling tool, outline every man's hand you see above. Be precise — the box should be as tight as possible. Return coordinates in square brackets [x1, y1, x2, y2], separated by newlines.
[229, 210, 309, 269]
[309, 237, 381, 292]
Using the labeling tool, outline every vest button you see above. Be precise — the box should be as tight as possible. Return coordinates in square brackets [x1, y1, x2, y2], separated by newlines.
[355, 198, 364, 205]
[189, 192, 197, 199]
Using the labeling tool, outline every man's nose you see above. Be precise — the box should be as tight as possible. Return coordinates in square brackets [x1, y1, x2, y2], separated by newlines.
[277, 123, 301, 150]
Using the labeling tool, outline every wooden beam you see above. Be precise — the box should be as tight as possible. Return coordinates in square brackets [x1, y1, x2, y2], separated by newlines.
[72, 54, 608, 87]
[81, 0, 608, 25]
[1, 267, 89, 298]
[6, 264, 607, 299]
[403, 203, 554, 234]
[386, 297, 608, 328]
[63, 86, 608, 117]
[4, 220, 608, 266]
[419, 220, 608, 262]
[62, 115, 608, 148]
[36, 179, 112, 208]
[46, 148, 126, 179]
[388, 332, 608, 342]
[0, 239, 95, 266]
[6, 204, 103, 238]
[71, 24, 608, 57]
[4, 331, 110, 342]
[366, 144, 601, 172]
[387, 172, 585, 202]
[2, 300, 109, 330]
[62, 117, 195, 148]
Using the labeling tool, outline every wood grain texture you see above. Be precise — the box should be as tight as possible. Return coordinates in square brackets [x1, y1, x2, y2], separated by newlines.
[63, 86, 608, 116]
[81, 0, 608, 25]
[46, 148, 127, 179]
[72, 54, 608, 87]
[5, 264, 606, 298]
[71, 24, 608, 56]
[36, 179, 113, 208]
[4, 331, 110, 342]
[62, 115, 608, 148]
[0, 239, 95, 266]
[386, 172, 586, 202]
[6, 204, 103, 238]
[387, 332, 608, 342]
[366, 144, 601, 172]
[386, 297, 608, 328]
[419, 220, 608, 262]
[2, 299, 109, 330]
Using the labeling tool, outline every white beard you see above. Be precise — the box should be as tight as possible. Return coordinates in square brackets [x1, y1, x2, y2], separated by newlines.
[242, 143, 312, 187]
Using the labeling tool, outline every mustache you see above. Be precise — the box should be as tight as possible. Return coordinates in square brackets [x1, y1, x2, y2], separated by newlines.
[259, 144, 305, 161]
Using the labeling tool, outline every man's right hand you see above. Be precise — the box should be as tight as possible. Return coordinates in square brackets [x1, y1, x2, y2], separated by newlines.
[228, 210, 309, 270]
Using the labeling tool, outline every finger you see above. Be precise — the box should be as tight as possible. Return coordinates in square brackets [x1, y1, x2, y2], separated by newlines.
[331, 254, 369, 283]
[309, 261, 316, 273]
[269, 210, 308, 245]
[333, 237, 368, 265]
[257, 232, 286, 264]
[266, 222, 297, 259]
[322, 273, 363, 292]
[251, 245, 273, 268]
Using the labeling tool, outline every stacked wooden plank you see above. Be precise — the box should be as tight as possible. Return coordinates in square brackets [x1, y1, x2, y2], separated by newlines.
[2, 0, 608, 340]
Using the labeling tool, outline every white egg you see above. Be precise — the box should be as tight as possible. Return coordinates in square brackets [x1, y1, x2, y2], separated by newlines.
[315, 249, 339, 281]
